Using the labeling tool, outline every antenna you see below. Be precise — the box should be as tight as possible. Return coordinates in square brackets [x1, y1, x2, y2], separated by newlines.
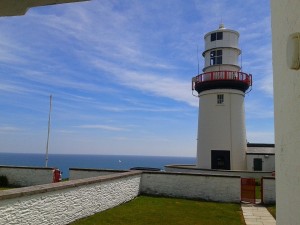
[45, 94, 52, 167]
[220, 17, 223, 28]
[197, 45, 200, 75]
[240, 48, 243, 71]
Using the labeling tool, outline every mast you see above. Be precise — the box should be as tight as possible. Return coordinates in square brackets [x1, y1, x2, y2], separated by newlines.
[45, 95, 52, 167]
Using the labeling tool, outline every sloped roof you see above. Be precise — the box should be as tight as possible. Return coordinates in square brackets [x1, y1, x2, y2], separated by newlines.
[246, 143, 275, 155]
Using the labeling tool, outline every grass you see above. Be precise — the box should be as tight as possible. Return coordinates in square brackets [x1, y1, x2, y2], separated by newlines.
[70, 196, 245, 225]
[0, 186, 16, 191]
[0, 187, 11, 191]
[266, 205, 276, 219]
[255, 185, 261, 199]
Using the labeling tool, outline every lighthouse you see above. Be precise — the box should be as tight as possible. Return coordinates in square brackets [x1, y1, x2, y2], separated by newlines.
[192, 24, 252, 170]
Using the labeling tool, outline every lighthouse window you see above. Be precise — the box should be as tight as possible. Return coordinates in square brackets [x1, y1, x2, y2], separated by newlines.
[217, 94, 224, 104]
[210, 32, 223, 42]
[210, 50, 222, 65]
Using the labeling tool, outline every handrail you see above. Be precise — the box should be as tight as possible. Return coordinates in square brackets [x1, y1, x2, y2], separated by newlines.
[192, 71, 252, 90]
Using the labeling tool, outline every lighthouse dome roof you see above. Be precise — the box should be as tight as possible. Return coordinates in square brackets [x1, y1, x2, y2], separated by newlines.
[204, 25, 239, 39]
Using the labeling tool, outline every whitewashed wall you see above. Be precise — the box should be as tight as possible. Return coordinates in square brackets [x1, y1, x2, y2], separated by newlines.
[0, 166, 54, 186]
[165, 165, 272, 179]
[272, 0, 300, 224]
[262, 177, 276, 205]
[246, 155, 275, 172]
[197, 89, 247, 170]
[0, 171, 141, 225]
[69, 168, 128, 180]
[140, 172, 240, 203]
[0, 169, 252, 224]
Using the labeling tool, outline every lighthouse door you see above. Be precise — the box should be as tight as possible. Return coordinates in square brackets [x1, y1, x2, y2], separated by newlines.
[211, 150, 230, 170]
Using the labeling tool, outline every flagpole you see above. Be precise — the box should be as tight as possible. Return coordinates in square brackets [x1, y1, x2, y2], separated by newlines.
[45, 95, 52, 167]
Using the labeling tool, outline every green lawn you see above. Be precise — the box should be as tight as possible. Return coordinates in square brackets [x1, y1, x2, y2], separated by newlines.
[70, 196, 245, 225]
[256, 185, 261, 199]
[0, 187, 11, 190]
[266, 205, 276, 219]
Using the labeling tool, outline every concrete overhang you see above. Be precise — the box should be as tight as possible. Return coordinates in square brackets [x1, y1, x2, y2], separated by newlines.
[0, 0, 89, 17]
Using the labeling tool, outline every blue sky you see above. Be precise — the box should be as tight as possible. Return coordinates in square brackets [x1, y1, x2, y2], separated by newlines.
[0, 0, 273, 157]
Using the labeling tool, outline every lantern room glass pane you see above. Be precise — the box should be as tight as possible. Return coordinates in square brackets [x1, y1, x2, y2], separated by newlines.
[211, 33, 216, 41]
[210, 32, 223, 42]
[217, 32, 223, 40]
[210, 50, 222, 65]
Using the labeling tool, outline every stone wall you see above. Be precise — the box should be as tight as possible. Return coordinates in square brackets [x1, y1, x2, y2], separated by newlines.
[165, 165, 272, 179]
[0, 168, 264, 224]
[0, 166, 54, 187]
[0, 171, 141, 225]
[69, 168, 127, 180]
[262, 177, 276, 204]
[140, 171, 241, 203]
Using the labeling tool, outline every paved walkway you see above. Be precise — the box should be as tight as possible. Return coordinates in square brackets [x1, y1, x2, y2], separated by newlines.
[242, 204, 276, 225]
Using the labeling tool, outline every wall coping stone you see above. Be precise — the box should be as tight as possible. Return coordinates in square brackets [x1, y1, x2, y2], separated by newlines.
[142, 170, 241, 179]
[165, 164, 273, 173]
[262, 176, 276, 180]
[70, 168, 128, 173]
[0, 165, 54, 170]
[0, 170, 142, 201]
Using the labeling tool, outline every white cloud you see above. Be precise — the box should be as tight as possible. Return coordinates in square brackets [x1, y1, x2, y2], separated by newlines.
[0, 83, 29, 94]
[92, 59, 198, 107]
[75, 124, 128, 131]
[0, 126, 22, 132]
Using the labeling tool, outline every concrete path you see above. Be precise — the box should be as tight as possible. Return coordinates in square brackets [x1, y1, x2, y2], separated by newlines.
[242, 204, 276, 225]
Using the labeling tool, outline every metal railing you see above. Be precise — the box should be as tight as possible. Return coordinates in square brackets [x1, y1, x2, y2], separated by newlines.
[192, 71, 252, 90]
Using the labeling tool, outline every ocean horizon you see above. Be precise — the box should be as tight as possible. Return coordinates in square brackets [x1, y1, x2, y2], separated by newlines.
[0, 152, 196, 178]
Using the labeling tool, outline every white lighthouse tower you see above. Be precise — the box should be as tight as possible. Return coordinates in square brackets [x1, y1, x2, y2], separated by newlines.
[192, 24, 252, 170]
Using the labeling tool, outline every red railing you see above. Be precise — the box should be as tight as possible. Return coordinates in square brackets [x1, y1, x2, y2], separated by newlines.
[192, 71, 252, 90]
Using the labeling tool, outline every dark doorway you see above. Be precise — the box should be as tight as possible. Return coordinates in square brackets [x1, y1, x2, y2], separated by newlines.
[211, 150, 230, 170]
[253, 158, 263, 171]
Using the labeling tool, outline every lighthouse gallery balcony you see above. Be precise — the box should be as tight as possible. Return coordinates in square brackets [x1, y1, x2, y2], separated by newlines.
[192, 71, 252, 93]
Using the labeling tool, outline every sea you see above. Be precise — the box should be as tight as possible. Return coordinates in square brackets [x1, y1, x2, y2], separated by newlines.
[0, 153, 196, 179]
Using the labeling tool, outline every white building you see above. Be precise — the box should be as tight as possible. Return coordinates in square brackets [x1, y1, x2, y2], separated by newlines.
[271, 1, 300, 224]
[192, 25, 252, 170]
[246, 143, 275, 172]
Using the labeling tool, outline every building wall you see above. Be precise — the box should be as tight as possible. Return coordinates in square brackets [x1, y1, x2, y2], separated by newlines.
[0, 166, 54, 186]
[204, 29, 239, 50]
[262, 177, 276, 205]
[204, 49, 240, 70]
[197, 89, 247, 170]
[271, 1, 300, 224]
[246, 155, 275, 171]
[0, 171, 141, 225]
[140, 172, 240, 203]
